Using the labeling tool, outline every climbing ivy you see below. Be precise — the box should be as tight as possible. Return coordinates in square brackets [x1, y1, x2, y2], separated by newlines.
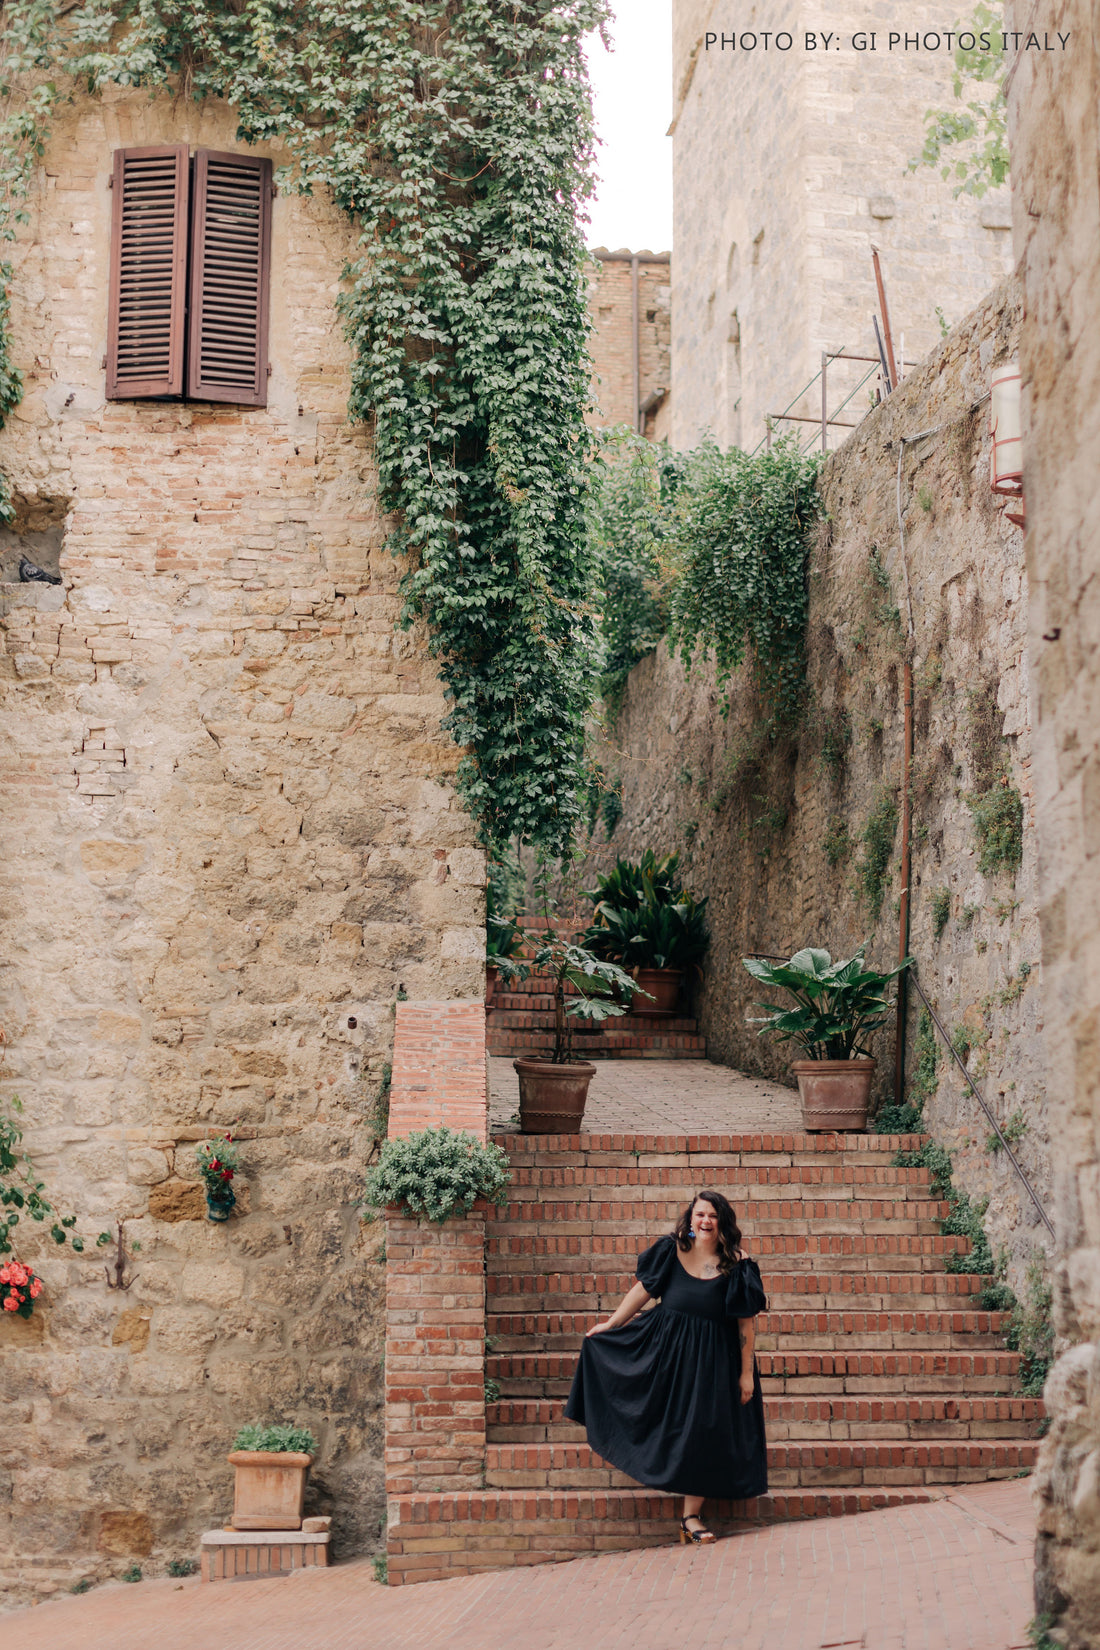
[0, 0, 609, 855]
[666, 437, 823, 731]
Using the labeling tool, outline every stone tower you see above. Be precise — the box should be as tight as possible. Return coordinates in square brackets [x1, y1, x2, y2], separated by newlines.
[671, 0, 1016, 453]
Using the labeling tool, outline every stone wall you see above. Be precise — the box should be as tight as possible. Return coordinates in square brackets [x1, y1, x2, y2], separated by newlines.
[586, 251, 671, 440]
[671, 0, 1016, 453]
[580, 274, 1054, 1293]
[1005, 2, 1100, 1641]
[0, 89, 484, 1603]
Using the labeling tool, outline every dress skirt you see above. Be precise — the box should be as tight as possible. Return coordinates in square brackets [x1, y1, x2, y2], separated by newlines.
[564, 1235, 768, 1501]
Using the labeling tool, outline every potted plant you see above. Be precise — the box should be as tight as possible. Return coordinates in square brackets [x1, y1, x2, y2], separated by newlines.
[582, 851, 709, 1016]
[742, 945, 910, 1131]
[227, 1422, 316, 1530]
[196, 1134, 240, 1222]
[498, 925, 642, 1132]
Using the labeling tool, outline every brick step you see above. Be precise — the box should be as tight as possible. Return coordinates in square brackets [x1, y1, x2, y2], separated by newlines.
[485, 1348, 1023, 1398]
[502, 1164, 937, 1193]
[485, 1269, 990, 1305]
[487, 1030, 707, 1058]
[485, 1393, 1044, 1444]
[493, 1198, 953, 1233]
[484, 1307, 1011, 1352]
[387, 1485, 938, 1583]
[493, 1131, 929, 1158]
[490, 1003, 702, 1032]
[485, 1231, 974, 1271]
[482, 1439, 1038, 1492]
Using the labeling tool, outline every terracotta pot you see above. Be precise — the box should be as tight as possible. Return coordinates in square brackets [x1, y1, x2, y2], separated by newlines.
[631, 967, 682, 1018]
[791, 1058, 876, 1132]
[513, 1058, 597, 1134]
[228, 1450, 313, 1531]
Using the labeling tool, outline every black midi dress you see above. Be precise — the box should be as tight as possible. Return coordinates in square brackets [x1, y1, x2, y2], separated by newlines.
[564, 1233, 768, 1500]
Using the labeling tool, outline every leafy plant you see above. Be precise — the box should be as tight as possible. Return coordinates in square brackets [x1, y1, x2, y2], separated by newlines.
[166, 1558, 198, 1577]
[667, 437, 823, 731]
[744, 944, 909, 1062]
[930, 887, 951, 940]
[856, 788, 899, 919]
[582, 851, 709, 974]
[372, 1553, 388, 1585]
[69, 1577, 94, 1594]
[587, 427, 681, 712]
[875, 1006, 938, 1135]
[498, 926, 641, 1065]
[908, 4, 1009, 198]
[486, 849, 525, 962]
[895, 1138, 994, 1274]
[822, 816, 852, 868]
[1, 1095, 84, 1274]
[364, 1127, 511, 1223]
[969, 781, 1024, 877]
[121, 1565, 143, 1584]
[195, 1134, 240, 1196]
[232, 1422, 316, 1454]
[1007, 1254, 1054, 1396]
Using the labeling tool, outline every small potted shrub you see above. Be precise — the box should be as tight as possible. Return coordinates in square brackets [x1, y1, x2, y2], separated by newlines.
[498, 924, 642, 1132]
[196, 1134, 240, 1221]
[743, 944, 910, 1131]
[228, 1422, 316, 1530]
[363, 1126, 511, 1222]
[582, 851, 709, 1016]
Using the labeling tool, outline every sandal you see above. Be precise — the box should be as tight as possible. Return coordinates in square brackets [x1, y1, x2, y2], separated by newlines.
[679, 1517, 716, 1545]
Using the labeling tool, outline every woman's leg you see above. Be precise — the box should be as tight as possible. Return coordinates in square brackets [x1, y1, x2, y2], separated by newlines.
[681, 1494, 715, 1540]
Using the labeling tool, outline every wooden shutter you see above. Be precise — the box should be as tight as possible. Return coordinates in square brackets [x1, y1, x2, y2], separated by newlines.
[187, 151, 272, 406]
[106, 145, 190, 399]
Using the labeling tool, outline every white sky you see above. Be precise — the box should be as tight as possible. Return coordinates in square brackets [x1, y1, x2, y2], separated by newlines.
[582, 1, 674, 254]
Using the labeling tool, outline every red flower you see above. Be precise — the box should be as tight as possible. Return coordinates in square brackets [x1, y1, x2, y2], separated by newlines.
[209, 1159, 221, 1172]
[221, 1168, 234, 1182]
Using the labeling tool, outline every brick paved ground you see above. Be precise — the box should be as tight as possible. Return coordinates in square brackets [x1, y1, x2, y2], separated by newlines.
[4, 1479, 1035, 1650]
[488, 1056, 803, 1134]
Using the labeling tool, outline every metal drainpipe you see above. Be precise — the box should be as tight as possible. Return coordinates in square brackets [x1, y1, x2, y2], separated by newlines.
[895, 658, 914, 1101]
[631, 253, 640, 434]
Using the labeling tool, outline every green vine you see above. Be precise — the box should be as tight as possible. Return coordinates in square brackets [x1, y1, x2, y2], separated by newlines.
[1, 1094, 84, 1257]
[0, 0, 610, 855]
[666, 437, 823, 731]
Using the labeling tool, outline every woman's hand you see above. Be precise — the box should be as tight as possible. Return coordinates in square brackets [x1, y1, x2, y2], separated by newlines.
[739, 1372, 754, 1405]
[586, 1319, 614, 1337]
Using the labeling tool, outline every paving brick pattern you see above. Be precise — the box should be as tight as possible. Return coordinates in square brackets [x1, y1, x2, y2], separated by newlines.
[2, 1479, 1036, 1650]
[488, 1055, 802, 1134]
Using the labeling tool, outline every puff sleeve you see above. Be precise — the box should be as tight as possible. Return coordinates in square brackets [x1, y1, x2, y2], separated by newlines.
[635, 1233, 677, 1297]
[725, 1256, 767, 1319]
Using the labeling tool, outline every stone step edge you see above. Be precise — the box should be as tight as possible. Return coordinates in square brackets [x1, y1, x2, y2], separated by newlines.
[486, 1396, 1045, 1423]
[484, 1439, 1038, 1469]
[386, 1484, 942, 1581]
[492, 1132, 930, 1152]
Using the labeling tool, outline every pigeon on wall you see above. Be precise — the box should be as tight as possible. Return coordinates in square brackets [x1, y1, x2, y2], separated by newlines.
[18, 556, 62, 585]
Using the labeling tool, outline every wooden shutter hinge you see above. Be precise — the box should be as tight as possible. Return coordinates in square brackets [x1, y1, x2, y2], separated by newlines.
[101, 354, 107, 369]
[267, 365, 273, 376]
[107, 176, 113, 188]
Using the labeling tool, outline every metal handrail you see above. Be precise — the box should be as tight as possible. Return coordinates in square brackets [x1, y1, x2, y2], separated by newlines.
[742, 951, 1055, 1238]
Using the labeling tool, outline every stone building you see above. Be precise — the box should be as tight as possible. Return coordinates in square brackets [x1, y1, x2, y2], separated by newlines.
[671, 0, 1016, 453]
[0, 88, 484, 1600]
[586, 249, 671, 439]
[1006, 0, 1100, 1641]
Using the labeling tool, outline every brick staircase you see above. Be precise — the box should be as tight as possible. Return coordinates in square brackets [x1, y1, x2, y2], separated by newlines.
[487, 970, 707, 1060]
[481, 1131, 1039, 1526]
[386, 1125, 1042, 1583]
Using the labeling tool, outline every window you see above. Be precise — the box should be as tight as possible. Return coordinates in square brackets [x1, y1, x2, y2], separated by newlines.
[106, 145, 273, 407]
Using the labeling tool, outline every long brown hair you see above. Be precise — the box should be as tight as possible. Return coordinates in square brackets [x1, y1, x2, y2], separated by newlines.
[672, 1190, 743, 1274]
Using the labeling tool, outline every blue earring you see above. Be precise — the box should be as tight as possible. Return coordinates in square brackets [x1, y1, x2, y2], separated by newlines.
[688, 1228, 696, 1238]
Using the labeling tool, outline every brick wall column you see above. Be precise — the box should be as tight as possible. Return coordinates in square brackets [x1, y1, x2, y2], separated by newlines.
[385, 999, 488, 1510]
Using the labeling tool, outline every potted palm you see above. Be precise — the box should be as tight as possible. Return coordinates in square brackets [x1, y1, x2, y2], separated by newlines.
[582, 851, 709, 1016]
[496, 921, 642, 1132]
[742, 945, 910, 1131]
[228, 1422, 316, 1530]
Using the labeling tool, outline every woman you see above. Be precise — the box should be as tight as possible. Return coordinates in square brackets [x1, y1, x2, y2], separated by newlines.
[564, 1189, 767, 1544]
